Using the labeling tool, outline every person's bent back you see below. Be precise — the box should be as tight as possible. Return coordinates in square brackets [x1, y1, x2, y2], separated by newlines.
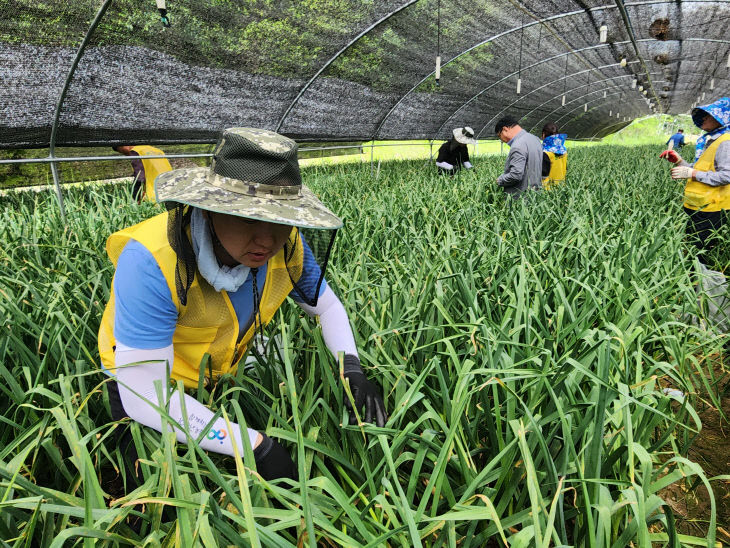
[494, 116, 543, 196]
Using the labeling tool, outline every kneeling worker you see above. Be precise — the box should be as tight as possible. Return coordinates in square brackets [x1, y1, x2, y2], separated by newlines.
[436, 127, 476, 175]
[99, 128, 387, 485]
[113, 144, 172, 203]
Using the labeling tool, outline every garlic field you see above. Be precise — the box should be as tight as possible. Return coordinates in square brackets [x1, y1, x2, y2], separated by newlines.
[0, 146, 725, 547]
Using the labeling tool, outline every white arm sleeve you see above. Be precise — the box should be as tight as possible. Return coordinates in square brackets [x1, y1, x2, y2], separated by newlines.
[114, 342, 260, 455]
[297, 285, 358, 358]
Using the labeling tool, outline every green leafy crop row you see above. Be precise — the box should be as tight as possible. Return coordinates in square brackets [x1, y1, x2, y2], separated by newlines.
[0, 146, 724, 546]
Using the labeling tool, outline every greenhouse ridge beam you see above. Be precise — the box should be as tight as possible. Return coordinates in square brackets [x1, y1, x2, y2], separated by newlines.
[274, 0, 419, 133]
[613, 0, 662, 112]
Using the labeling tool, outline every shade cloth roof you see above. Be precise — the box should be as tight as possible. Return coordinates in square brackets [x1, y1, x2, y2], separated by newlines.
[1, 0, 728, 148]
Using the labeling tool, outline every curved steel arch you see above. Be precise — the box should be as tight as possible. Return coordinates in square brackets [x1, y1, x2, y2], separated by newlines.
[526, 71, 662, 133]
[453, 33, 726, 141]
[554, 90, 636, 126]
[472, 62, 641, 139]
[48, 0, 114, 221]
[537, 37, 730, 123]
[525, 72, 658, 133]
[559, 93, 649, 136]
[274, 1, 419, 133]
[372, 0, 726, 141]
[551, 91, 633, 136]
[614, 0, 662, 111]
[371, 3, 622, 140]
[433, 41, 639, 140]
[590, 118, 634, 139]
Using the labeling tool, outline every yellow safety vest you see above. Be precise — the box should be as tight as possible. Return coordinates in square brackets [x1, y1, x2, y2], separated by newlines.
[683, 133, 730, 212]
[98, 211, 304, 388]
[542, 151, 567, 190]
[130, 145, 172, 203]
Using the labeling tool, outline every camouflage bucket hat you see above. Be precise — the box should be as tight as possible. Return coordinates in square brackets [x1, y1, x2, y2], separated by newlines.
[155, 127, 342, 229]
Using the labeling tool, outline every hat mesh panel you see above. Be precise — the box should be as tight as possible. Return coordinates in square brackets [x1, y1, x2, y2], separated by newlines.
[212, 133, 301, 188]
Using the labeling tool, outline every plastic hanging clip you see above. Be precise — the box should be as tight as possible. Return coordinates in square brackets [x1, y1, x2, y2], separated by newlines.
[599, 24, 608, 43]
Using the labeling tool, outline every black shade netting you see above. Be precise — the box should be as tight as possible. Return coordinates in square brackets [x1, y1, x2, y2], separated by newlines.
[166, 203, 195, 306]
[284, 228, 337, 308]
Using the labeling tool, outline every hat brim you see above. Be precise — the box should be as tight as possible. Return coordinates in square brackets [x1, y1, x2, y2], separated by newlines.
[452, 128, 477, 145]
[155, 167, 343, 230]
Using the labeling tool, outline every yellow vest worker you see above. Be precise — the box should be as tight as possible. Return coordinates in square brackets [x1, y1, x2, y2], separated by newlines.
[661, 97, 730, 259]
[543, 151, 568, 189]
[97, 128, 387, 485]
[130, 145, 172, 202]
[682, 133, 730, 211]
[98, 211, 304, 387]
[541, 130, 568, 189]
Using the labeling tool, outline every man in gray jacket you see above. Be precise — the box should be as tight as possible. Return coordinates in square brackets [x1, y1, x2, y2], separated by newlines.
[495, 116, 543, 196]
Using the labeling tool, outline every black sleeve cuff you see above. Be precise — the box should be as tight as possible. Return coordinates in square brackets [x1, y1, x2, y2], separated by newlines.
[342, 354, 363, 375]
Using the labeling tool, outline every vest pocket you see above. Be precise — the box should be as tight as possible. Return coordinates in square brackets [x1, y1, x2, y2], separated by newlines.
[684, 182, 713, 210]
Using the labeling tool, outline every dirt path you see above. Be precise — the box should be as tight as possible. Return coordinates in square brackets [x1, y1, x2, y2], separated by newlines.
[662, 356, 730, 544]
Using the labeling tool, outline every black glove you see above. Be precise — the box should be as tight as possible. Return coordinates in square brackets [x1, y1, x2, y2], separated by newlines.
[342, 355, 387, 427]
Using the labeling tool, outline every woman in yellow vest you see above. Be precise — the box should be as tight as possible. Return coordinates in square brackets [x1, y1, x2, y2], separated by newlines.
[99, 128, 386, 483]
[541, 123, 567, 189]
[112, 145, 172, 203]
[660, 97, 730, 262]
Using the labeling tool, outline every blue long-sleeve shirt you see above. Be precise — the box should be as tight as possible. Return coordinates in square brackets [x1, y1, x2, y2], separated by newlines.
[667, 133, 685, 148]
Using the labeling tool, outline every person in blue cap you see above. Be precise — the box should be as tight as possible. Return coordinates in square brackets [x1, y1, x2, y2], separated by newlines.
[666, 129, 685, 150]
[660, 97, 730, 261]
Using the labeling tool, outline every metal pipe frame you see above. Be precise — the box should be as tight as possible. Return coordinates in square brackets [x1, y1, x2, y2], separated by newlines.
[590, 118, 634, 139]
[553, 90, 637, 127]
[371, 3, 623, 141]
[560, 90, 653, 136]
[550, 91, 628, 135]
[47, 0, 114, 220]
[525, 71, 656, 133]
[461, 33, 725, 140]
[433, 42, 639, 140]
[526, 72, 663, 134]
[613, 0, 662, 111]
[0, 143, 452, 167]
[371, 0, 727, 141]
[447, 33, 717, 141]
[12, 0, 728, 189]
[274, 0, 419, 133]
[472, 63, 642, 139]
